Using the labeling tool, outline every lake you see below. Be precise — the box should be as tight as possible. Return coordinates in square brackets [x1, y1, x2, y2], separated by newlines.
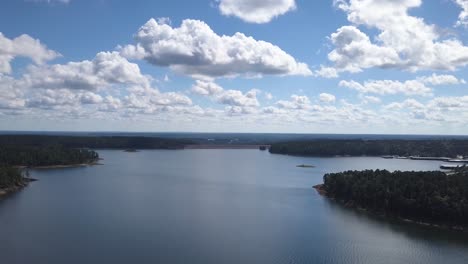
[1, 150, 468, 264]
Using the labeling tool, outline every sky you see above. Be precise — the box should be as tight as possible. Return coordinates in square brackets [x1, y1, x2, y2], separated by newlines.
[0, 0, 467, 134]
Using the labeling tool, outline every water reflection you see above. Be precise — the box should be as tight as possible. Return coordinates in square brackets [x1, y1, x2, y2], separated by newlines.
[0, 150, 467, 264]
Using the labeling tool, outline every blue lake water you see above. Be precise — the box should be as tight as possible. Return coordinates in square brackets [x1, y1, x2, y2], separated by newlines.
[1, 149, 468, 264]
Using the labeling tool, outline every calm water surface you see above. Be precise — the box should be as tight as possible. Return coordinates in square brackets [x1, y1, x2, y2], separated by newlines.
[1, 150, 467, 264]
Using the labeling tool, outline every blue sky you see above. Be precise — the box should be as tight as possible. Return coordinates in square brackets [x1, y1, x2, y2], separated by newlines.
[0, 0, 467, 134]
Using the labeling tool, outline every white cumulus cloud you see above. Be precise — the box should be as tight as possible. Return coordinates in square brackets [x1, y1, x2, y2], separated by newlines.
[319, 93, 336, 103]
[0, 33, 59, 74]
[277, 94, 311, 109]
[339, 79, 433, 96]
[328, 0, 468, 73]
[455, 0, 468, 27]
[23, 51, 150, 91]
[417, 73, 465, 86]
[218, 0, 296, 23]
[191, 80, 259, 110]
[120, 19, 311, 79]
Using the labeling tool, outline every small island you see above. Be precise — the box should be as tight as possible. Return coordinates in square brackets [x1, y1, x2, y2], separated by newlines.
[314, 167, 468, 230]
[124, 149, 139, 152]
[297, 164, 315, 168]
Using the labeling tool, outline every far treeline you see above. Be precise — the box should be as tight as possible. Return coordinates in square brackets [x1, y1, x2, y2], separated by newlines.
[0, 135, 194, 150]
[321, 168, 468, 228]
[0, 145, 99, 167]
[269, 139, 468, 157]
[0, 134, 196, 168]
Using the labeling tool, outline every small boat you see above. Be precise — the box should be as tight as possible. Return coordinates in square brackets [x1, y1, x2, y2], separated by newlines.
[382, 155, 394, 159]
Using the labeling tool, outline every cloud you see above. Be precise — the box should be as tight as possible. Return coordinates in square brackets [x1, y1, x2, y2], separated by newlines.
[328, 0, 468, 73]
[80, 92, 104, 104]
[120, 18, 311, 79]
[417, 73, 465, 86]
[428, 96, 468, 109]
[0, 74, 25, 109]
[217, 89, 259, 107]
[26, 89, 103, 109]
[99, 96, 122, 112]
[0, 33, 59, 74]
[385, 98, 425, 111]
[191, 80, 224, 96]
[455, 0, 468, 27]
[23, 51, 150, 91]
[339, 73, 465, 96]
[123, 86, 192, 114]
[277, 94, 311, 109]
[2, 50, 193, 116]
[191, 80, 259, 110]
[319, 93, 336, 103]
[339, 79, 433, 96]
[361, 95, 381, 104]
[383, 96, 468, 123]
[314, 66, 339, 79]
[217, 0, 296, 23]
[328, 26, 400, 73]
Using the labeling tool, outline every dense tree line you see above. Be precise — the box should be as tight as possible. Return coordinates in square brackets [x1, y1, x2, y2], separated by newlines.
[0, 135, 194, 149]
[0, 145, 99, 167]
[269, 140, 468, 157]
[322, 168, 468, 227]
[0, 167, 27, 190]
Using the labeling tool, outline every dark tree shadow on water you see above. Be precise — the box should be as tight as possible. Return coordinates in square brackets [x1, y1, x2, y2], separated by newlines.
[321, 197, 468, 246]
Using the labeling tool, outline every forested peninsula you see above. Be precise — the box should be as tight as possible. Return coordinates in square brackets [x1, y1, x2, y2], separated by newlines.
[0, 135, 196, 197]
[0, 144, 100, 198]
[269, 139, 468, 157]
[315, 168, 468, 230]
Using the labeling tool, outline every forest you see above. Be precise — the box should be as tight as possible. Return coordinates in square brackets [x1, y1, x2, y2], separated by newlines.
[0, 145, 99, 167]
[321, 168, 468, 228]
[269, 139, 468, 157]
[0, 167, 29, 192]
[0, 145, 99, 193]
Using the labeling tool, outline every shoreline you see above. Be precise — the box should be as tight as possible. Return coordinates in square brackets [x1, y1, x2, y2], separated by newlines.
[2, 161, 101, 199]
[313, 184, 467, 233]
[0, 177, 37, 199]
[15, 161, 103, 170]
